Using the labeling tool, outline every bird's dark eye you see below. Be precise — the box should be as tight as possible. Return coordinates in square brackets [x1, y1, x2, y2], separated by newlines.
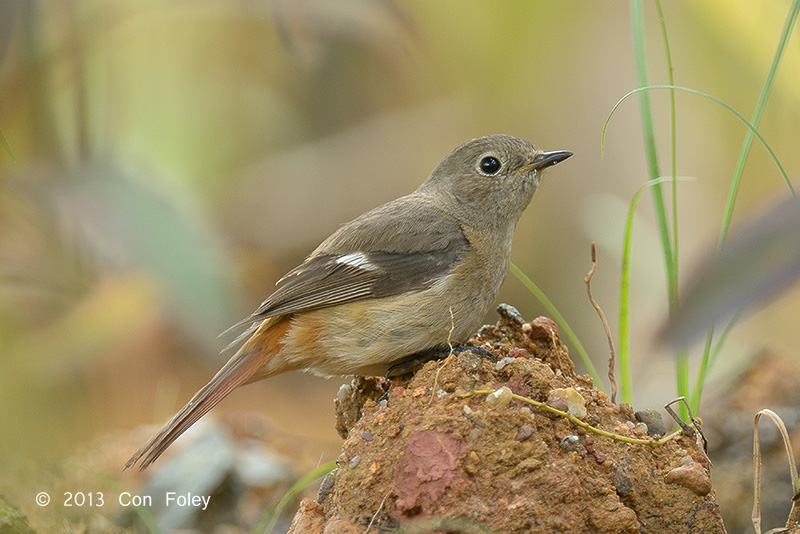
[479, 156, 501, 175]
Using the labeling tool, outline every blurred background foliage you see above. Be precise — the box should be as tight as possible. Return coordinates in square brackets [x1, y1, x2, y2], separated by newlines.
[1, 0, 799, 499]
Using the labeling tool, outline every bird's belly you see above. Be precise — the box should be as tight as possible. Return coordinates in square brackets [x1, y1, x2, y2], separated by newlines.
[273, 286, 489, 377]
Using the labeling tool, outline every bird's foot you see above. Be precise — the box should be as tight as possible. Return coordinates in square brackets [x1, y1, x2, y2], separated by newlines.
[384, 344, 495, 379]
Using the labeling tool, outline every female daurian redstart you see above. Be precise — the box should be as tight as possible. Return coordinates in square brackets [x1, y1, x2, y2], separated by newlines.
[126, 134, 571, 470]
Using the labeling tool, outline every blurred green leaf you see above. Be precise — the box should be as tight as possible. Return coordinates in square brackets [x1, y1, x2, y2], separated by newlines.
[662, 197, 800, 345]
[58, 160, 237, 347]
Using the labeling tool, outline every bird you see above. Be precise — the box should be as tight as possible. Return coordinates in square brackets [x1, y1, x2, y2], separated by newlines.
[126, 134, 571, 470]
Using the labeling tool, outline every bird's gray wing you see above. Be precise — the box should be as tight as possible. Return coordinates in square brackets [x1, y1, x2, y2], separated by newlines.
[225, 195, 469, 343]
[258, 247, 464, 317]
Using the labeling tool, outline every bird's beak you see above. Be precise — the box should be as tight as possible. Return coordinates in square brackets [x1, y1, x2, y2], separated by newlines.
[512, 150, 573, 175]
[530, 150, 572, 171]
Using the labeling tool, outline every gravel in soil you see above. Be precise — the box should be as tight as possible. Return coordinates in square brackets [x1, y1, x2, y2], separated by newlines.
[292, 312, 727, 533]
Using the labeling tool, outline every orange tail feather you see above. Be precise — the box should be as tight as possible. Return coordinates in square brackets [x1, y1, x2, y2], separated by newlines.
[125, 316, 291, 470]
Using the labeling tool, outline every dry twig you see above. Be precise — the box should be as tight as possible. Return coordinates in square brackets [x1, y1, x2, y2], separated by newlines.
[584, 242, 618, 403]
[752, 409, 799, 534]
[429, 307, 457, 407]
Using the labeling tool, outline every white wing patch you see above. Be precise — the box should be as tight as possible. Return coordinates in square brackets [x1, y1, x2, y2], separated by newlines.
[336, 252, 378, 271]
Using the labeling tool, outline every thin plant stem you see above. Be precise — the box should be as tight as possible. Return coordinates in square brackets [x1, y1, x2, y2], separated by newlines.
[752, 409, 800, 533]
[654, 0, 678, 284]
[630, 1, 677, 306]
[585, 243, 617, 404]
[697, 0, 799, 413]
[606, 82, 792, 415]
[509, 262, 602, 386]
[718, 0, 800, 250]
[603, 86, 792, 193]
[692, 328, 715, 416]
[653, 2, 691, 411]
[690, 312, 739, 414]
[253, 460, 337, 534]
[467, 389, 683, 447]
[630, 1, 687, 416]
[708, 312, 742, 370]
[618, 176, 693, 405]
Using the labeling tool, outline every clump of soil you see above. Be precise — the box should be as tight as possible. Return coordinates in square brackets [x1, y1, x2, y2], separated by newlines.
[289, 312, 727, 533]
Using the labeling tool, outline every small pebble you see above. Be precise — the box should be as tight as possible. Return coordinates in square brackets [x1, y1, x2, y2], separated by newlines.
[496, 303, 525, 324]
[316, 469, 336, 503]
[349, 455, 362, 469]
[521, 322, 532, 334]
[546, 396, 568, 413]
[530, 317, 560, 343]
[507, 347, 528, 359]
[486, 386, 513, 407]
[634, 409, 668, 437]
[514, 425, 535, 442]
[361, 431, 374, 442]
[547, 387, 587, 419]
[611, 465, 635, 496]
[336, 383, 353, 402]
[560, 435, 580, 452]
[495, 357, 515, 371]
[665, 462, 712, 496]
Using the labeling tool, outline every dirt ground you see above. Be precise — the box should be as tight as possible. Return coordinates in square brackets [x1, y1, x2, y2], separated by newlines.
[10, 311, 800, 533]
[288, 313, 726, 533]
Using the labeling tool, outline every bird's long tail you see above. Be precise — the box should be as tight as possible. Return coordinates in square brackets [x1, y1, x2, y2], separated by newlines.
[125, 316, 291, 470]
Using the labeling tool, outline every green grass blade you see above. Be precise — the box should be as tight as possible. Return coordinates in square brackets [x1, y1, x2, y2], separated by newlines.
[630, 0, 677, 308]
[629, 1, 660, 181]
[603, 85, 793, 193]
[618, 1, 798, 418]
[652, 1, 687, 415]
[694, 0, 799, 414]
[509, 261, 602, 387]
[619, 176, 693, 404]
[655, 0, 679, 296]
[690, 0, 796, 411]
[717, 0, 800, 250]
[708, 311, 741, 370]
[605, 83, 792, 414]
[691, 312, 740, 413]
[253, 459, 337, 534]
